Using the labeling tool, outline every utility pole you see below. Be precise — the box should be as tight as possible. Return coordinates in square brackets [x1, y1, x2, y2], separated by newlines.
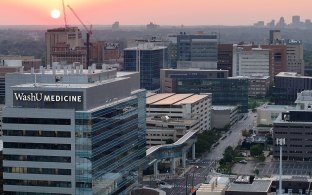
[276, 138, 285, 195]
[185, 174, 188, 195]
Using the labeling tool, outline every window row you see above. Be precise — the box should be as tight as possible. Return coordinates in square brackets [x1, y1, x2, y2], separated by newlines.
[4, 167, 71, 175]
[4, 179, 71, 188]
[4, 154, 71, 163]
[4, 142, 71, 150]
[3, 130, 71, 138]
[3, 117, 71, 125]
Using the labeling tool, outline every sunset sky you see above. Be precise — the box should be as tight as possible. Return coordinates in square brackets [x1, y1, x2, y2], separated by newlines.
[1, 0, 311, 26]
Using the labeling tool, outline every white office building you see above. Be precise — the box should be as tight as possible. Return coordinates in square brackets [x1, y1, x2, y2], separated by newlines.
[233, 46, 270, 77]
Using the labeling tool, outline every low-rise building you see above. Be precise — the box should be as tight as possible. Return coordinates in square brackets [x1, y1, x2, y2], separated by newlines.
[225, 179, 272, 195]
[294, 90, 312, 110]
[273, 72, 312, 105]
[146, 116, 199, 147]
[257, 104, 296, 126]
[211, 106, 238, 129]
[273, 110, 312, 160]
[197, 177, 230, 195]
[146, 93, 212, 132]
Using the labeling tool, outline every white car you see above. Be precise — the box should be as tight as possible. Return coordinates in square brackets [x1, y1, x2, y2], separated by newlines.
[159, 181, 173, 189]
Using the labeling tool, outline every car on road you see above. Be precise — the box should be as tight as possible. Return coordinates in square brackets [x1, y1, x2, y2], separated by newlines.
[158, 181, 173, 189]
[239, 160, 247, 164]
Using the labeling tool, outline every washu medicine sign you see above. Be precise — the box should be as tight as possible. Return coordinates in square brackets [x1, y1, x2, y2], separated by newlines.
[14, 92, 82, 102]
[13, 90, 83, 110]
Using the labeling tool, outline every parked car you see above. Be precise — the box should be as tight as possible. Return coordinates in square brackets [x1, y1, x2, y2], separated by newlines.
[239, 160, 247, 164]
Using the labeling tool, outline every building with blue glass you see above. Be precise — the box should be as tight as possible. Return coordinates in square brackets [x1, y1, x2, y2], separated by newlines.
[160, 69, 248, 113]
[177, 33, 218, 69]
[123, 43, 168, 91]
[2, 65, 146, 194]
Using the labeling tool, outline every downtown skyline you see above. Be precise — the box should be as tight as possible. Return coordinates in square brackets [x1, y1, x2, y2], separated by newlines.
[1, 0, 312, 26]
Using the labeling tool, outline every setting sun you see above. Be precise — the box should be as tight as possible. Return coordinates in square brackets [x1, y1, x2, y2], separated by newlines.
[50, 9, 61, 19]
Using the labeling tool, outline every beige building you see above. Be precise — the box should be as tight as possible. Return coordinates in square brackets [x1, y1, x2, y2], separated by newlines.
[45, 27, 83, 66]
[197, 177, 229, 195]
[146, 116, 199, 147]
[146, 93, 211, 147]
[286, 39, 304, 75]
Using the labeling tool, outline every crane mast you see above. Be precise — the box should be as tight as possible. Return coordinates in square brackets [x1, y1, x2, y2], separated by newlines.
[67, 5, 92, 68]
[62, 0, 68, 28]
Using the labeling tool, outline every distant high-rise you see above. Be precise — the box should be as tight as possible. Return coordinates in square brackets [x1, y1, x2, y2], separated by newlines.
[269, 30, 282, 44]
[45, 27, 83, 66]
[218, 44, 233, 76]
[267, 20, 275, 28]
[112, 21, 119, 30]
[177, 33, 218, 69]
[286, 39, 304, 74]
[276, 17, 286, 28]
[123, 43, 168, 90]
[292, 15, 301, 28]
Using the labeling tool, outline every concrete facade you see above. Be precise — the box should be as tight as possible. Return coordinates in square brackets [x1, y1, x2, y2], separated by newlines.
[45, 27, 83, 66]
[211, 106, 238, 129]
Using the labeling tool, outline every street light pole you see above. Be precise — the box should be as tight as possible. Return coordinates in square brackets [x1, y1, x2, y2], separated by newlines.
[276, 138, 285, 195]
[185, 174, 188, 195]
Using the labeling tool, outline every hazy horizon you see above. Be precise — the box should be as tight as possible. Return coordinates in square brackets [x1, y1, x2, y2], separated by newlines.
[2, 0, 312, 26]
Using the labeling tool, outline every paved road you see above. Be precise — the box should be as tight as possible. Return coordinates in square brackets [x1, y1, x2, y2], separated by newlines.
[148, 111, 257, 194]
[205, 111, 257, 161]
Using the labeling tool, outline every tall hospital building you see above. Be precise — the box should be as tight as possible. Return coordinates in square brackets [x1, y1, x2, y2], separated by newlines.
[2, 65, 146, 194]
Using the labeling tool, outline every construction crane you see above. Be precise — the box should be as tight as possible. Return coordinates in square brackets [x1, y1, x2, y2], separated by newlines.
[62, 0, 68, 28]
[67, 5, 92, 68]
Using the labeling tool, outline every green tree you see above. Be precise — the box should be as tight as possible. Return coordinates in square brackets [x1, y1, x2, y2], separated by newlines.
[223, 146, 235, 163]
[250, 144, 264, 157]
[258, 154, 266, 162]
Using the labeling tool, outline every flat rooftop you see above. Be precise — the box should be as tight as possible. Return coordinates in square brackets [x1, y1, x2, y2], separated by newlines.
[12, 77, 127, 89]
[124, 44, 167, 51]
[174, 94, 210, 105]
[146, 93, 209, 106]
[162, 68, 228, 72]
[146, 93, 175, 104]
[276, 72, 312, 79]
[258, 104, 296, 111]
[153, 94, 193, 105]
[226, 180, 272, 193]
